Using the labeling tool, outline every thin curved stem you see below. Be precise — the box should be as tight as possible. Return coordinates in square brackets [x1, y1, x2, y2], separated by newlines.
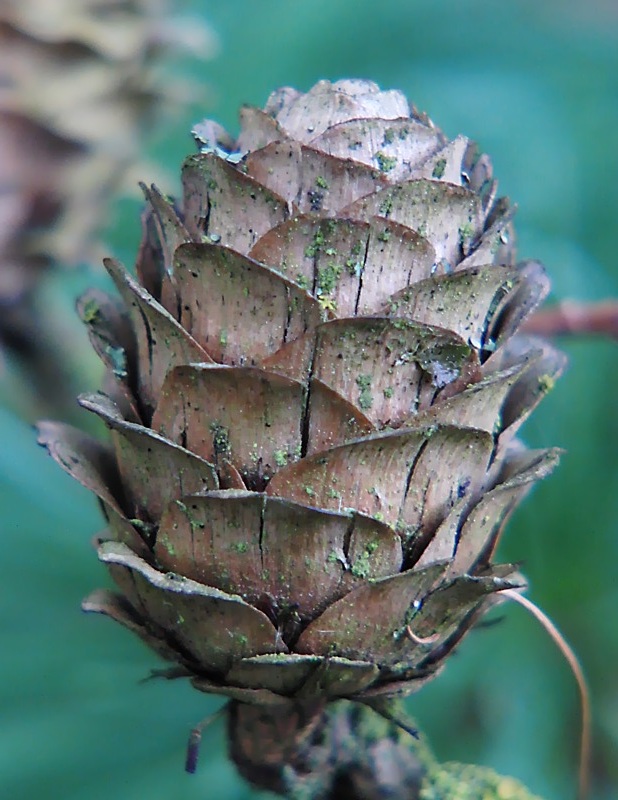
[499, 588, 591, 800]
[185, 706, 226, 773]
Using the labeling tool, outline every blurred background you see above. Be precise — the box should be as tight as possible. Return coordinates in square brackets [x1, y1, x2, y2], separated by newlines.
[1, 1, 616, 798]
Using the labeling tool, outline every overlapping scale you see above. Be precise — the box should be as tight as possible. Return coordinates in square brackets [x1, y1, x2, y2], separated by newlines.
[245, 141, 388, 214]
[236, 106, 286, 153]
[225, 653, 379, 699]
[152, 365, 305, 490]
[37, 419, 124, 516]
[80, 392, 218, 520]
[305, 381, 375, 453]
[265, 80, 411, 143]
[296, 562, 519, 674]
[448, 447, 562, 576]
[36, 420, 149, 555]
[310, 317, 472, 426]
[248, 215, 437, 317]
[458, 199, 515, 269]
[410, 135, 473, 185]
[382, 265, 519, 350]
[342, 179, 483, 266]
[488, 260, 550, 343]
[82, 588, 186, 666]
[295, 563, 447, 666]
[486, 337, 567, 458]
[103, 257, 211, 412]
[76, 287, 136, 381]
[139, 183, 192, 277]
[182, 153, 289, 252]
[309, 117, 444, 182]
[98, 541, 281, 675]
[173, 242, 325, 364]
[411, 362, 527, 434]
[402, 570, 520, 649]
[267, 424, 493, 545]
[153, 491, 401, 620]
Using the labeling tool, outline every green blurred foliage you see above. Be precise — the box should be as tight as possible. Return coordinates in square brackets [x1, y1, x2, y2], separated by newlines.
[2, 1, 617, 798]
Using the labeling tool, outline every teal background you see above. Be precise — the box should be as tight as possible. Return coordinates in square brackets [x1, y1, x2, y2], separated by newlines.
[2, 1, 617, 798]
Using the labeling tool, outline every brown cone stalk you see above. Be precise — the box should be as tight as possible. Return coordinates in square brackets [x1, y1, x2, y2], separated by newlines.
[38, 80, 564, 795]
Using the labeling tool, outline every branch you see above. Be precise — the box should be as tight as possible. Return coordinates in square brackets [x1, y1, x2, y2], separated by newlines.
[523, 300, 618, 340]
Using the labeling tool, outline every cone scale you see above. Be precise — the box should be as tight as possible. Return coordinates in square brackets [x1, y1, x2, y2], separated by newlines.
[39, 80, 564, 797]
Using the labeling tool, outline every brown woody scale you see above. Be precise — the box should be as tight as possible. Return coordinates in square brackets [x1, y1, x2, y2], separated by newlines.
[38, 79, 564, 758]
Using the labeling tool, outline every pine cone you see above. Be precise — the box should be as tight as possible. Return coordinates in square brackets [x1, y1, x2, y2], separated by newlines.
[38, 79, 565, 794]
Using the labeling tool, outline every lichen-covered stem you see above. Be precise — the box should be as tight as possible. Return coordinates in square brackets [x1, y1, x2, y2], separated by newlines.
[227, 700, 544, 800]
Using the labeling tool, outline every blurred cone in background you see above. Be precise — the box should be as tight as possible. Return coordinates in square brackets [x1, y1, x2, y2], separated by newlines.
[0, 0, 216, 419]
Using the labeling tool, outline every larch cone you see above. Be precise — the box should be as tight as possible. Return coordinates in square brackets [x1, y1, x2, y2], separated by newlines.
[38, 79, 564, 799]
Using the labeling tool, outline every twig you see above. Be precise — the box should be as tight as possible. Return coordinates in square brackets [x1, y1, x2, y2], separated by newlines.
[524, 300, 618, 339]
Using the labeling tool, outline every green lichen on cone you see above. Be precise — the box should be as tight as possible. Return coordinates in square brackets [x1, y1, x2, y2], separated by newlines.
[38, 79, 564, 795]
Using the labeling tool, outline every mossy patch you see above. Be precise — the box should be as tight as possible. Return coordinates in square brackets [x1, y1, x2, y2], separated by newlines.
[273, 450, 288, 467]
[431, 158, 447, 179]
[379, 195, 394, 216]
[538, 374, 555, 393]
[350, 540, 380, 579]
[375, 151, 398, 172]
[317, 262, 343, 295]
[355, 374, 373, 410]
[81, 298, 100, 323]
